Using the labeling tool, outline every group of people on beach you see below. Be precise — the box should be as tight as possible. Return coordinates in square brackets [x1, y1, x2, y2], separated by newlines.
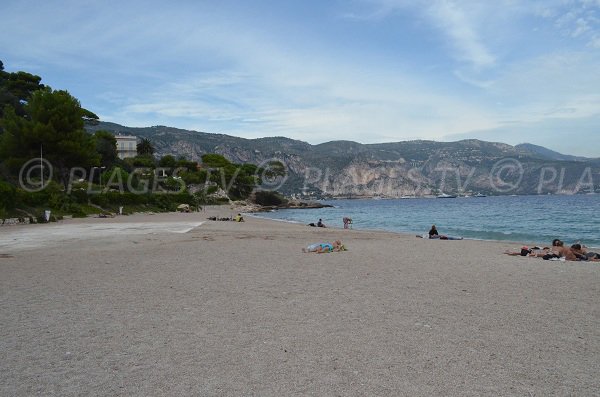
[299, 215, 597, 260]
[207, 213, 245, 222]
[505, 238, 600, 262]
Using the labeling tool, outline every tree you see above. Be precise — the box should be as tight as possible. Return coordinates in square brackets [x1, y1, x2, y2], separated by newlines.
[0, 88, 100, 188]
[137, 138, 155, 156]
[0, 180, 16, 210]
[1, 60, 99, 120]
[158, 154, 177, 168]
[253, 190, 287, 206]
[201, 153, 232, 168]
[0, 60, 45, 119]
[94, 130, 118, 167]
[200, 153, 262, 200]
[264, 160, 286, 179]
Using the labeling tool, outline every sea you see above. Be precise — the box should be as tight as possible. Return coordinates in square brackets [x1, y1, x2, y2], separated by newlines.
[255, 194, 600, 248]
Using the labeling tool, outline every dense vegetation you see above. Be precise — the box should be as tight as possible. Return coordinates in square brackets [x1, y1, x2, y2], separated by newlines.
[0, 61, 285, 221]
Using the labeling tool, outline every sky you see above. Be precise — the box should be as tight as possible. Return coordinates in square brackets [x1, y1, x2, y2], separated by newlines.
[1, 0, 599, 157]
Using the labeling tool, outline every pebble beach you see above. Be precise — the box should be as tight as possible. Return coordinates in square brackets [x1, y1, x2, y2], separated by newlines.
[1, 206, 598, 396]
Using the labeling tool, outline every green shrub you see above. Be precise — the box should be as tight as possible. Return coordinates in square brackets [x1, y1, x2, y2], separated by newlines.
[253, 190, 287, 206]
[0, 181, 16, 209]
[89, 194, 108, 207]
[149, 194, 176, 211]
[69, 188, 89, 204]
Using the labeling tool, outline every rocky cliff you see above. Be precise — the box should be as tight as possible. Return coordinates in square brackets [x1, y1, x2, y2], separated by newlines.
[86, 122, 600, 197]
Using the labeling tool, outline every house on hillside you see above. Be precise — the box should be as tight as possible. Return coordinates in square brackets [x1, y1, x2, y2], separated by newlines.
[115, 135, 137, 159]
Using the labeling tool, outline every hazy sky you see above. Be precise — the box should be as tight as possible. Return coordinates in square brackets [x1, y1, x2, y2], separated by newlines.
[1, 0, 599, 156]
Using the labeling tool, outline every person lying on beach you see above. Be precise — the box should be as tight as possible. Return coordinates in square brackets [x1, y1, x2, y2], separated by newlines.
[207, 216, 234, 221]
[504, 246, 547, 257]
[505, 239, 571, 258]
[569, 244, 600, 261]
[302, 240, 346, 253]
[506, 241, 599, 261]
[578, 244, 600, 260]
[544, 239, 577, 260]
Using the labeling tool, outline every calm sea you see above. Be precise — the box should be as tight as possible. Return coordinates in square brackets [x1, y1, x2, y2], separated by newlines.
[255, 194, 600, 248]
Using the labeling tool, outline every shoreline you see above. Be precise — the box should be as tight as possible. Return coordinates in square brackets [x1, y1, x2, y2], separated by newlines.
[1, 204, 596, 251]
[1, 205, 597, 252]
[248, 210, 598, 250]
[249, 196, 600, 249]
[0, 206, 548, 253]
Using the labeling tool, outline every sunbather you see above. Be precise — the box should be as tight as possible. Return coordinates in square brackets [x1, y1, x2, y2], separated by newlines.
[302, 240, 346, 253]
[506, 240, 599, 261]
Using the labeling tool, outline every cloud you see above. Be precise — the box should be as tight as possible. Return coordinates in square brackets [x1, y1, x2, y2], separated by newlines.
[423, 1, 495, 68]
[545, 0, 600, 47]
[343, 0, 496, 69]
[1, 0, 599, 157]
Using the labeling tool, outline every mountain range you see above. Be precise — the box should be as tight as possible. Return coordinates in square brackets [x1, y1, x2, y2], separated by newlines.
[86, 121, 600, 197]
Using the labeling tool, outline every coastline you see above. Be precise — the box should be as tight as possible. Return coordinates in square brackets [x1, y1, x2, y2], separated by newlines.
[250, 195, 600, 249]
[1, 206, 598, 395]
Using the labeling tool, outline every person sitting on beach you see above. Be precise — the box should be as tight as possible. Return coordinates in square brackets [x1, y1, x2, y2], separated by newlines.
[233, 213, 244, 222]
[428, 225, 439, 238]
[424, 225, 462, 240]
[317, 219, 326, 228]
[302, 240, 346, 253]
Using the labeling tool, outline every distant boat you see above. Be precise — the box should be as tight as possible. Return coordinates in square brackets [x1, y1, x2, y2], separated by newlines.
[400, 195, 417, 199]
[474, 193, 487, 197]
[437, 193, 457, 198]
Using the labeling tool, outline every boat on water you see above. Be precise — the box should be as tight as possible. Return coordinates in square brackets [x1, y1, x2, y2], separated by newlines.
[437, 193, 457, 198]
[474, 193, 487, 197]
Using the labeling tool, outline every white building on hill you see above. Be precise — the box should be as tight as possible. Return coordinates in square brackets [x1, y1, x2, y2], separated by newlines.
[115, 135, 137, 159]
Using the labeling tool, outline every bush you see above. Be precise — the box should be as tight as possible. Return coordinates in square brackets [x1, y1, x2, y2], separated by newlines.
[253, 190, 288, 206]
[0, 181, 16, 209]
[148, 194, 177, 212]
[89, 193, 109, 208]
[69, 188, 89, 204]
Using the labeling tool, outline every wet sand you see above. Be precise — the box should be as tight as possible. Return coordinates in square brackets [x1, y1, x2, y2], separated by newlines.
[1, 207, 598, 395]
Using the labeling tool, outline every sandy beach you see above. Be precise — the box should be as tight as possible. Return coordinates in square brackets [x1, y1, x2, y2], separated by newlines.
[0, 206, 598, 396]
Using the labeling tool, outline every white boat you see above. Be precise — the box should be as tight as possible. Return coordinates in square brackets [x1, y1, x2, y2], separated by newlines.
[437, 193, 457, 198]
[474, 193, 487, 197]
